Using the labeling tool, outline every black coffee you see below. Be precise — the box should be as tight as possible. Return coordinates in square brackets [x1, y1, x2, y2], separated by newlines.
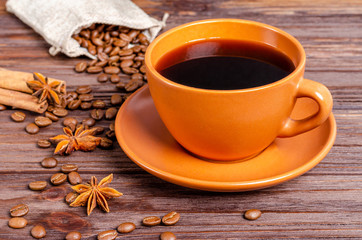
[156, 39, 295, 90]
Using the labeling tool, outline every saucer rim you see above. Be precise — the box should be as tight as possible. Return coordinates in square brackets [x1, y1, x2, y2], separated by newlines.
[115, 85, 337, 192]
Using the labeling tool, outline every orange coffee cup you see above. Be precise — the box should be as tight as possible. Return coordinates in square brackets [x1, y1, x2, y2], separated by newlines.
[145, 19, 333, 161]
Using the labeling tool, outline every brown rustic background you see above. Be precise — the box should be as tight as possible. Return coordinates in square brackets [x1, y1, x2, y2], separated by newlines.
[0, 0, 361, 239]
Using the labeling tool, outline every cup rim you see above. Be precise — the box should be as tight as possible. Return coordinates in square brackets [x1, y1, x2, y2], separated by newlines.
[145, 18, 306, 93]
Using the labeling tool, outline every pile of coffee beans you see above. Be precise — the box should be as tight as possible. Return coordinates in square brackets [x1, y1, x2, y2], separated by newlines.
[7, 85, 119, 154]
[73, 24, 148, 93]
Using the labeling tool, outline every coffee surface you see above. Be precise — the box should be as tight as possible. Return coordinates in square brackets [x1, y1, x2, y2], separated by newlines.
[156, 39, 295, 90]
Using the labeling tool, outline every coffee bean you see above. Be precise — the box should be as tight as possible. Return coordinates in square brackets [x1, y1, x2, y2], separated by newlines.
[8, 217, 27, 229]
[119, 33, 132, 42]
[131, 45, 142, 53]
[122, 67, 139, 75]
[117, 222, 135, 233]
[105, 130, 116, 140]
[68, 172, 82, 185]
[132, 60, 142, 68]
[91, 30, 99, 38]
[99, 137, 113, 149]
[34, 116, 52, 127]
[109, 122, 115, 131]
[76, 85, 92, 94]
[120, 59, 134, 68]
[134, 55, 145, 61]
[131, 73, 143, 81]
[91, 109, 104, 121]
[110, 74, 120, 83]
[119, 54, 135, 61]
[92, 100, 106, 109]
[111, 94, 123, 105]
[140, 64, 146, 74]
[80, 38, 89, 48]
[105, 107, 117, 120]
[41, 157, 58, 168]
[96, 45, 104, 53]
[25, 123, 39, 134]
[98, 52, 109, 62]
[108, 62, 119, 67]
[82, 117, 96, 127]
[11, 111, 26, 122]
[50, 173, 67, 185]
[108, 55, 120, 63]
[87, 45, 97, 55]
[80, 29, 90, 38]
[75, 61, 88, 73]
[93, 126, 105, 135]
[104, 45, 113, 54]
[63, 117, 78, 127]
[29, 181, 47, 191]
[0, 104, 7, 111]
[142, 216, 161, 226]
[119, 49, 133, 56]
[80, 102, 92, 110]
[66, 231, 82, 240]
[68, 99, 82, 110]
[10, 204, 29, 217]
[110, 46, 120, 56]
[68, 91, 79, 99]
[37, 139, 51, 148]
[98, 73, 109, 82]
[60, 165, 78, 175]
[113, 39, 127, 47]
[89, 59, 98, 66]
[53, 108, 68, 117]
[78, 94, 94, 102]
[140, 39, 149, 46]
[44, 111, 59, 121]
[110, 30, 119, 37]
[160, 232, 176, 240]
[244, 209, 262, 220]
[31, 224, 46, 239]
[115, 82, 126, 89]
[125, 81, 139, 92]
[104, 66, 120, 74]
[87, 66, 103, 73]
[65, 192, 79, 204]
[128, 29, 140, 40]
[95, 60, 108, 67]
[97, 230, 117, 240]
[162, 211, 180, 226]
[97, 24, 105, 32]
[92, 37, 104, 46]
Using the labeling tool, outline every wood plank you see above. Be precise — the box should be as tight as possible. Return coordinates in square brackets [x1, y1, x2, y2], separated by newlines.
[0, 0, 362, 239]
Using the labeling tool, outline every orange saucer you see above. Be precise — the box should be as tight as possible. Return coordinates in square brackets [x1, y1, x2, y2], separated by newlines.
[115, 86, 336, 192]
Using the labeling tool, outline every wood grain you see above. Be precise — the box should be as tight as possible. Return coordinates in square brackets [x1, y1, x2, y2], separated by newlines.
[0, 0, 361, 239]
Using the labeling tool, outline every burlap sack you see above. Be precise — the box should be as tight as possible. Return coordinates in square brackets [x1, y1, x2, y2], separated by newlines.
[6, 0, 168, 59]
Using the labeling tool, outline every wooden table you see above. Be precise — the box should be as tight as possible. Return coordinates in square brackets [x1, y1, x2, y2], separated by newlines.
[1, 0, 361, 239]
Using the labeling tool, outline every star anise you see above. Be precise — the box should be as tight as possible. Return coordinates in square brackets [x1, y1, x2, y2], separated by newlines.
[70, 174, 123, 215]
[26, 72, 62, 104]
[50, 125, 101, 155]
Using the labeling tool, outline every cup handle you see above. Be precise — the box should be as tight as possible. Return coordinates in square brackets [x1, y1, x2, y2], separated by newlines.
[278, 79, 333, 137]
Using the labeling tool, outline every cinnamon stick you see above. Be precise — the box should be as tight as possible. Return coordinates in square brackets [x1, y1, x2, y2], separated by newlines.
[0, 68, 66, 94]
[0, 88, 48, 113]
